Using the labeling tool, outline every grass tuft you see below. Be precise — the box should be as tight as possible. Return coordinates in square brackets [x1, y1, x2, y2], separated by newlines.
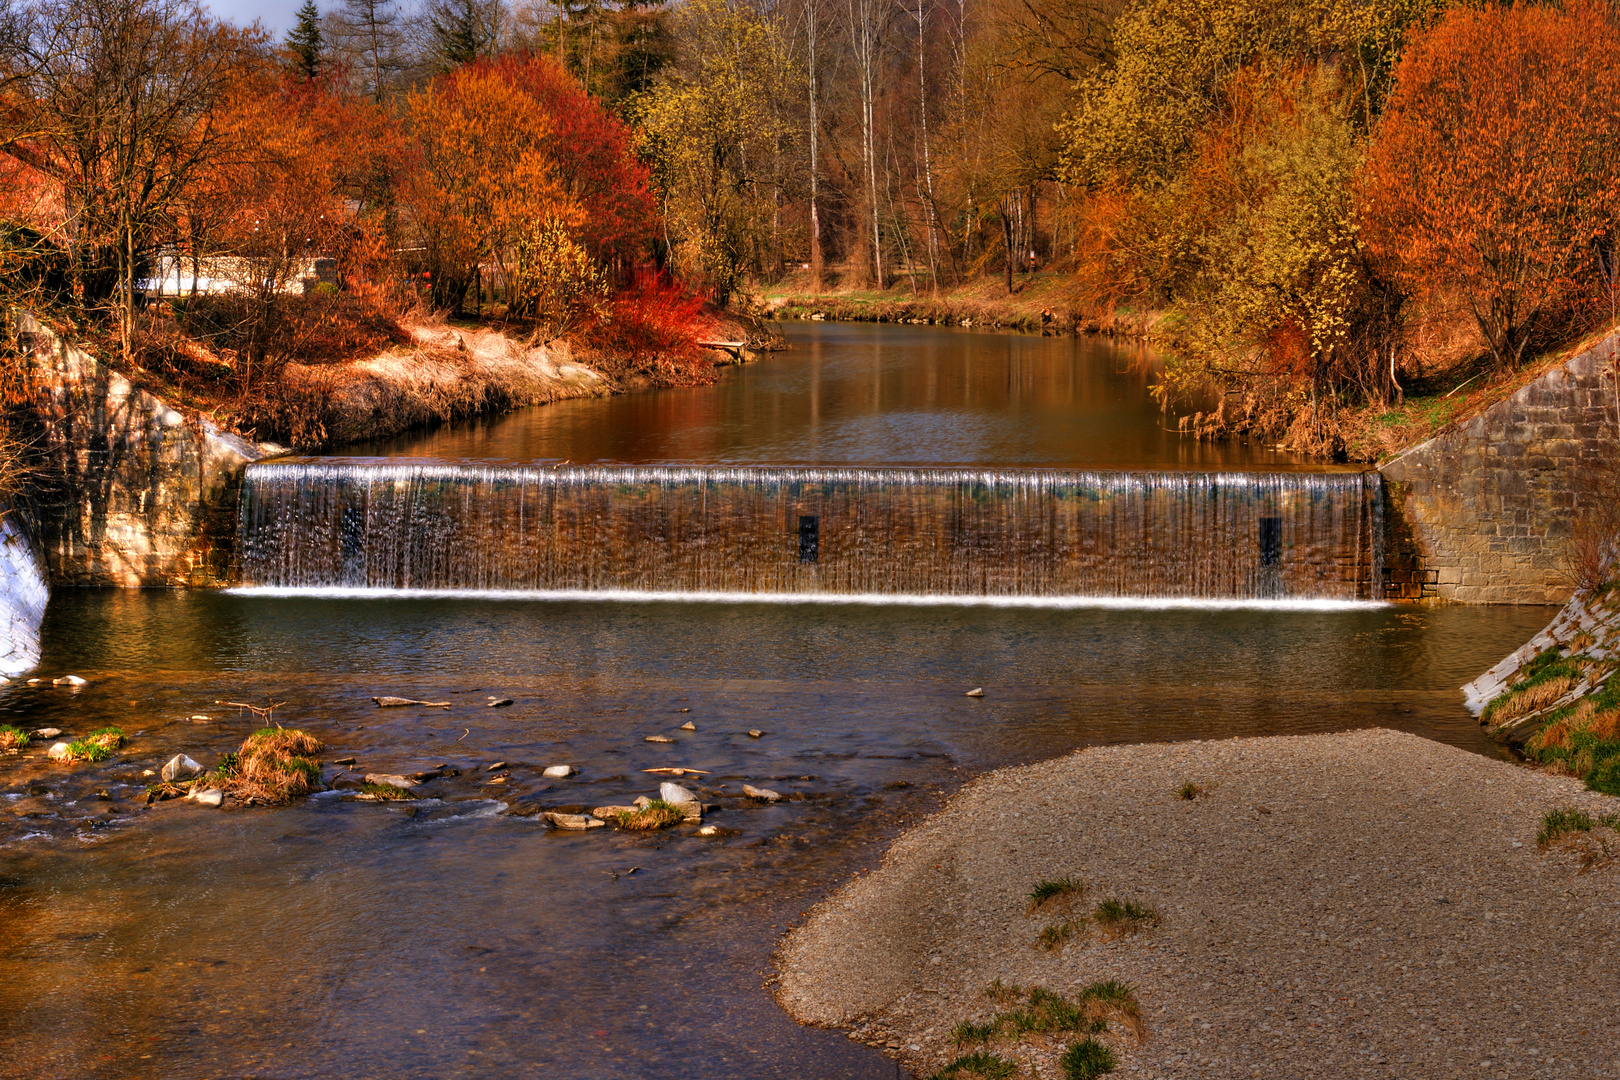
[1092, 898, 1160, 939]
[613, 799, 687, 830]
[63, 726, 125, 764]
[951, 1019, 998, 1046]
[1078, 979, 1146, 1041]
[0, 724, 30, 753]
[927, 1051, 1019, 1080]
[1060, 1037, 1117, 1079]
[1027, 875, 1086, 914]
[228, 727, 325, 803]
[1537, 806, 1620, 845]
[1036, 917, 1089, 952]
[1176, 780, 1206, 801]
[360, 782, 415, 801]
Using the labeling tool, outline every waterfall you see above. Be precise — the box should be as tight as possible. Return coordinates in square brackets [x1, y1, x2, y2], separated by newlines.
[237, 463, 1385, 602]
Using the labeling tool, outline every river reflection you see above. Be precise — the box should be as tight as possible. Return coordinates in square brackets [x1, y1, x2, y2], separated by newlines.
[0, 592, 1551, 1079]
[350, 322, 1324, 469]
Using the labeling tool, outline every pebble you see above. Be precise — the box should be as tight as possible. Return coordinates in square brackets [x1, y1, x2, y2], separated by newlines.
[541, 765, 576, 778]
[53, 675, 87, 687]
[487, 698, 513, 708]
[645, 735, 676, 743]
[161, 754, 204, 782]
[964, 687, 984, 697]
[31, 728, 60, 739]
[487, 761, 508, 771]
[742, 784, 783, 802]
[697, 825, 720, 837]
[333, 757, 358, 766]
[188, 715, 211, 722]
[748, 729, 764, 738]
[680, 721, 696, 731]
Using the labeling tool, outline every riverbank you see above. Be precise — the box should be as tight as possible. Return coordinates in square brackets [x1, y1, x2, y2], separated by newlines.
[776, 728, 1620, 1079]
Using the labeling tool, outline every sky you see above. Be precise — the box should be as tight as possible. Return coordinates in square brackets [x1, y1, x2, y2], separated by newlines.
[207, 0, 306, 38]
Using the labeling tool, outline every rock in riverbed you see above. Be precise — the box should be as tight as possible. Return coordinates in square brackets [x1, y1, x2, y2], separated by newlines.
[364, 773, 418, 789]
[54, 675, 87, 687]
[46, 742, 71, 761]
[31, 727, 60, 739]
[964, 687, 984, 697]
[645, 735, 676, 743]
[487, 697, 513, 708]
[543, 811, 603, 830]
[161, 754, 204, 782]
[542, 765, 576, 778]
[742, 784, 783, 802]
[659, 782, 697, 804]
[592, 805, 636, 820]
[679, 721, 696, 731]
[189, 788, 224, 808]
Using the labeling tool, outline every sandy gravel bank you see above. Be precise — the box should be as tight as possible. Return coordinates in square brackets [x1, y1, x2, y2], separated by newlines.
[775, 729, 1620, 1079]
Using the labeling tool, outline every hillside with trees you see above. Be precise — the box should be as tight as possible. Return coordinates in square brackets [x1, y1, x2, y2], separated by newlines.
[1, 0, 1618, 464]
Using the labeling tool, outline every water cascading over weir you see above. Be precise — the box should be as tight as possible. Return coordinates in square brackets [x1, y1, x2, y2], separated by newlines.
[235, 463, 1386, 603]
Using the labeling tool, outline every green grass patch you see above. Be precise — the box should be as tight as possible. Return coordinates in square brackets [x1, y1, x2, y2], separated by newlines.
[0, 724, 30, 752]
[927, 1051, 1019, 1080]
[613, 799, 687, 830]
[1036, 917, 1088, 952]
[1537, 807, 1620, 845]
[1093, 898, 1160, 938]
[950, 1019, 998, 1046]
[1060, 1037, 1117, 1080]
[1028, 875, 1086, 913]
[1176, 780, 1206, 801]
[64, 726, 125, 763]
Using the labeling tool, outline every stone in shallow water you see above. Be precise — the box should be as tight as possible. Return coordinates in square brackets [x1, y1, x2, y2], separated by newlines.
[742, 784, 783, 802]
[592, 806, 636, 820]
[747, 729, 764, 738]
[190, 788, 224, 808]
[542, 765, 576, 778]
[487, 697, 513, 708]
[964, 687, 984, 697]
[161, 754, 203, 782]
[53, 675, 87, 687]
[644, 735, 676, 744]
[659, 782, 697, 804]
[46, 742, 71, 761]
[697, 825, 720, 837]
[31, 728, 60, 739]
[364, 774, 418, 789]
[679, 721, 696, 731]
[371, 696, 450, 708]
[543, 811, 602, 830]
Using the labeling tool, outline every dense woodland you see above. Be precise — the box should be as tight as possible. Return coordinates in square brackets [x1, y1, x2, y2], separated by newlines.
[0, 0, 1618, 460]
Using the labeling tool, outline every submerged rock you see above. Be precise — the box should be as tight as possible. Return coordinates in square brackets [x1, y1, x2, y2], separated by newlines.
[54, 675, 87, 687]
[679, 721, 696, 731]
[542, 765, 576, 778]
[487, 697, 513, 708]
[542, 811, 603, 830]
[644, 735, 676, 744]
[697, 825, 720, 837]
[31, 727, 60, 739]
[965, 687, 985, 698]
[742, 784, 783, 802]
[161, 754, 204, 782]
[748, 729, 765, 738]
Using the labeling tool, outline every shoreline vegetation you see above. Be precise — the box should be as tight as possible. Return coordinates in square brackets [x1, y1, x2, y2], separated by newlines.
[759, 272, 1620, 467]
[775, 729, 1620, 1079]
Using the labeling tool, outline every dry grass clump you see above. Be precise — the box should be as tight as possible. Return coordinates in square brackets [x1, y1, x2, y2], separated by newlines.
[358, 781, 415, 801]
[613, 799, 687, 830]
[224, 727, 324, 804]
[949, 978, 1142, 1077]
[1027, 876, 1086, 914]
[1092, 898, 1161, 940]
[1495, 674, 1579, 723]
[0, 724, 30, 753]
[1176, 780, 1206, 800]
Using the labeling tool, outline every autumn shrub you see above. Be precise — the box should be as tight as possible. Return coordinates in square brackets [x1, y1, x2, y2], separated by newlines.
[583, 267, 717, 382]
[1361, 1, 1620, 371]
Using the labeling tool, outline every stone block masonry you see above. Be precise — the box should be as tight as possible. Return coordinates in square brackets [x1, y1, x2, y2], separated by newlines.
[1380, 334, 1620, 604]
[7, 310, 276, 586]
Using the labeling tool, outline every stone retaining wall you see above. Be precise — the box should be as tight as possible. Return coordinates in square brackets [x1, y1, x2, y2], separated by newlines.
[7, 310, 272, 586]
[1380, 335, 1620, 604]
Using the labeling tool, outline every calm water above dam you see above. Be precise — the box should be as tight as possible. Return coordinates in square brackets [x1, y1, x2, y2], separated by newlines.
[0, 323, 1540, 1079]
[352, 321, 1324, 469]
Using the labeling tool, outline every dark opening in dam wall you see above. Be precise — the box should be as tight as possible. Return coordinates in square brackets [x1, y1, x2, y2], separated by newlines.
[237, 463, 1386, 601]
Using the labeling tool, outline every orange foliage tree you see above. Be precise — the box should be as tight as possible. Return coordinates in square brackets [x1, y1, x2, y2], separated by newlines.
[1361, 1, 1620, 370]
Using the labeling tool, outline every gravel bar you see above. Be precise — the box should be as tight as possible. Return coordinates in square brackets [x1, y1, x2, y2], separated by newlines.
[775, 729, 1620, 1079]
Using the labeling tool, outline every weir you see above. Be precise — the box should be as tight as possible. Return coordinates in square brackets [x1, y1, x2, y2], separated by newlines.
[237, 463, 1385, 601]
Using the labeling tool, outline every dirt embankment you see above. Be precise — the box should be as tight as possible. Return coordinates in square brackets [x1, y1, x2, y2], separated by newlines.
[776, 728, 1620, 1080]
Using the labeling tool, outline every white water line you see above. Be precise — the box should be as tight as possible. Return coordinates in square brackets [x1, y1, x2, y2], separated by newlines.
[227, 586, 1386, 612]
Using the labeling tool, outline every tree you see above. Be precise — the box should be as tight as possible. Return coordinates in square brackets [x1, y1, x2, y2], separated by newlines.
[286, 0, 322, 80]
[1361, 1, 1620, 369]
[0, 0, 255, 359]
[334, 0, 404, 100]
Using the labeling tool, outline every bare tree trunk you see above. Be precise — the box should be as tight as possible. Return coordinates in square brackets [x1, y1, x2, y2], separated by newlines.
[807, 0, 823, 292]
[847, 0, 884, 288]
[915, 0, 939, 294]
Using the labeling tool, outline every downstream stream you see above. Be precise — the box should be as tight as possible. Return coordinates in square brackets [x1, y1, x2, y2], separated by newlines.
[0, 323, 1550, 1079]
